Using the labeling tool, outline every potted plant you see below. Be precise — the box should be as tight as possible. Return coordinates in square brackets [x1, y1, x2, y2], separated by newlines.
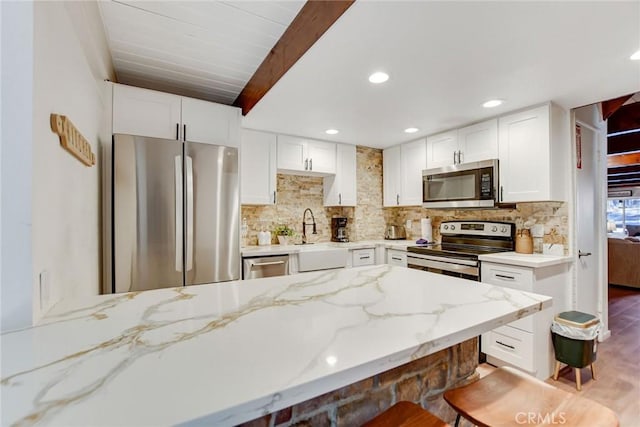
[273, 224, 295, 245]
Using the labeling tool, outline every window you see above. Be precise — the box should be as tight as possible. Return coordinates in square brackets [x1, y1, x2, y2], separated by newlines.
[607, 199, 640, 236]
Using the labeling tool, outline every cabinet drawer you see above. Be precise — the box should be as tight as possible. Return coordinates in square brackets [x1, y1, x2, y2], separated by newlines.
[481, 263, 533, 291]
[387, 249, 407, 267]
[482, 325, 534, 372]
[352, 248, 375, 267]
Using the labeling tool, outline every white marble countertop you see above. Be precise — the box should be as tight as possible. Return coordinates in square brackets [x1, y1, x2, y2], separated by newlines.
[1, 265, 551, 427]
[241, 239, 416, 257]
[479, 252, 573, 268]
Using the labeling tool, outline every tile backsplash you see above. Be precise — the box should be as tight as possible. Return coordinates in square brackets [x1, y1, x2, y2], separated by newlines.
[242, 146, 568, 254]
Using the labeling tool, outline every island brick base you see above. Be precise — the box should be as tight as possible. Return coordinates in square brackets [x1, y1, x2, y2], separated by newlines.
[238, 338, 478, 427]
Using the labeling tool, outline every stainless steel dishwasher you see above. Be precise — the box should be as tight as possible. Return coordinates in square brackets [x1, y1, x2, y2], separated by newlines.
[242, 255, 289, 279]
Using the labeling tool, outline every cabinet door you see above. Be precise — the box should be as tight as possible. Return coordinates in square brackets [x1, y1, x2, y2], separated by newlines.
[498, 105, 550, 202]
[383, 145, 401, 206]
[277, 135, 306, 172]
[307, 140, 336, 174]
[400, 138, 427, 206]
[457, 119, 498, 164]
[426, 130, 458, 168]
[181, 97, 240, 146]
[113, 84, 181, 140]
[241, 130, 276, 205]
[324, 144, 356, 206]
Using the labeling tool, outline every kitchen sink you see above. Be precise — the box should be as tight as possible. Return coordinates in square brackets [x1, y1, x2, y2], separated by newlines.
[297, 246, 348, 272]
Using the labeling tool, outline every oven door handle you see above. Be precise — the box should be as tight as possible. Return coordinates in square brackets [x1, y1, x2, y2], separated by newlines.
[407, 253, 478, 267]
[406, 256, 479, 276]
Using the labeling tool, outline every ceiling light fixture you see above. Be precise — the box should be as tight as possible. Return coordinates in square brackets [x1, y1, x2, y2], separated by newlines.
[325, 129, 339, 135]
[404, 127, 419, 133]
[631, 50, 640, 60]
[482, 99, 503, 108]
[368, 71, 389, 84]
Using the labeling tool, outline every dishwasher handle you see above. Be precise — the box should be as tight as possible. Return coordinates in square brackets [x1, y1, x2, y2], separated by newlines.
[250, 260, 286, 267]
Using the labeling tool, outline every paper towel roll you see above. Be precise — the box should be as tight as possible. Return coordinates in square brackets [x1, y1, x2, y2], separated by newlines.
[421, 218, 433, 242]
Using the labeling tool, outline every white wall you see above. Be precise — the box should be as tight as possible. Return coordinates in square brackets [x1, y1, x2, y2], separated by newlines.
[1, 1, 34, 332]
[30, 1, 113, 322]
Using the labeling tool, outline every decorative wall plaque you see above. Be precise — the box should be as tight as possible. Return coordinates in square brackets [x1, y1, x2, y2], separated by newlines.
[50, 114, 96, 166]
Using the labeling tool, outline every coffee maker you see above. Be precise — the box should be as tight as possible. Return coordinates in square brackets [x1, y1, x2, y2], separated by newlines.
[331, 217, 349, 242]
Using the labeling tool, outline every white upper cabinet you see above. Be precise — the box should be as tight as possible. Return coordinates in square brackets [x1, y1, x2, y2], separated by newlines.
[498, 103, 567, 203]
[383, 145, 402, 207]
[426, 130, 458, 169]
[277, 135, 336, 176]
[324, 144, 357, 206]
[426, 119, 498, 168]
[241, 129, 277, 205]
[112, 83, 240, 146]
[181, 97, 240, 146]
[383, 139, 426, 207]
[113, 84, 181, 140]
[457, 119, 498, 164]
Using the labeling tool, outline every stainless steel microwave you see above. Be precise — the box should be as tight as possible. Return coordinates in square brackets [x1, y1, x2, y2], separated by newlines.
[422, 159, 498, 209]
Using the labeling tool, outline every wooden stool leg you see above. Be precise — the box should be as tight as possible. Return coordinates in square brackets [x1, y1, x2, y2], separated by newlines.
[454, 413, 461, 427]
[553, 361, 561, 380]
[575, 367, 582, 391]
[590, 363, 596, 380]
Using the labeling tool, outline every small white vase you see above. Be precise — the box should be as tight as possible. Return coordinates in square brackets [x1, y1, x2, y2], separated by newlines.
[277, 235, 289, 245]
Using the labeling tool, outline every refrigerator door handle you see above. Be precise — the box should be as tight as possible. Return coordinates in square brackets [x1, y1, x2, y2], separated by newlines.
[186, 155, 194, 271]
[174, 156, 183, 272]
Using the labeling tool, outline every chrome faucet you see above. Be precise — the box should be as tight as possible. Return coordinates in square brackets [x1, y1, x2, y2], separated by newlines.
[302, 208, 317, 244]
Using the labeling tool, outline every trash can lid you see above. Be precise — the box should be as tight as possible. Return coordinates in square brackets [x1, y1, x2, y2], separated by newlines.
[554, 311, 599, 328]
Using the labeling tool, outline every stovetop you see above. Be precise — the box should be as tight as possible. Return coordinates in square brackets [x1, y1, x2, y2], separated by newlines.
[407, 220, 515, 260]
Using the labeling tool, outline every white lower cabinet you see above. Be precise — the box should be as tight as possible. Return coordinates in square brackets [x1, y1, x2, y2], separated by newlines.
[352, 248, 375, 267]
[386, 249, 407, 267]
[480, 262, 569, 380]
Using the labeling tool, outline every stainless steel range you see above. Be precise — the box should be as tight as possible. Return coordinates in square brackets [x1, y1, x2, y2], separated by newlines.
[407, 220, 515, 281]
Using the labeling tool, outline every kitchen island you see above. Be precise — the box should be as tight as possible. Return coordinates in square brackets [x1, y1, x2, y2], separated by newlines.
[1, 265, 552, 426]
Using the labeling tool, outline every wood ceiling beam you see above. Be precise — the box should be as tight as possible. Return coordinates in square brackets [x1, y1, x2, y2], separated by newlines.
[607, 102, 640, 134]
[608, 164, 640, 175]
[607, 151, 640, 167]
[607, 131, 640, 154]
[601, 93, 634, 121]
[233, 0, 355, 116]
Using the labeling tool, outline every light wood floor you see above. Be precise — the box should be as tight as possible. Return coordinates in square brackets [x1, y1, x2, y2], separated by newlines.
[545, 285, 640, 427]
[472, 285, 640, 427]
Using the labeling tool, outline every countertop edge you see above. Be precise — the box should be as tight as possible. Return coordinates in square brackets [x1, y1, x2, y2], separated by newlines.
[478, 252, 574, 268]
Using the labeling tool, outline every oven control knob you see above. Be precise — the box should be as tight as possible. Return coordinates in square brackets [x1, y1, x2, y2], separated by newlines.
[450, 225, 455, 230]
[443, 225, 449, 230]
[501, 226, 507, 233]
[491, 226, 498, 232]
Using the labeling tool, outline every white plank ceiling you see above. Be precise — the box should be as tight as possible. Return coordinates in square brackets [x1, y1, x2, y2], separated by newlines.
[99, 1, 640, 148]
[98, 0, 305, 104]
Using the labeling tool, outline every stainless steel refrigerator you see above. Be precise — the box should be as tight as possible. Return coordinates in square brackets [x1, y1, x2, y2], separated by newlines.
[107, 134, 240, 293]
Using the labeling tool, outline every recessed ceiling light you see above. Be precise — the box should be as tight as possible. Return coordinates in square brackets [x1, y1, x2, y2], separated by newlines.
[631, 50, 640, 60]
[368, 72, 389, 84]
[404, 127, 419, 133]
[325, 129, 339, 135]
[482, 99, 503, 108]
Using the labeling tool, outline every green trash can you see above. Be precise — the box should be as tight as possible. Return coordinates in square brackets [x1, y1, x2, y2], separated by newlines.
[551, 311, 600, 368]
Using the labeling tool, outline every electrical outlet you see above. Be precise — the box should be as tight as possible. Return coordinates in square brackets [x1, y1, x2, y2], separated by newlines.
[405, 220, 412, 230]
[39, 270, 50, 310]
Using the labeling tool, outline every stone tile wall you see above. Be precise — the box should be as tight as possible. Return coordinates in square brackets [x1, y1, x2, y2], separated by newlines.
[387, 202, 569, 254]
[241, 146, 569, 254]
[238, 338, 478, 427]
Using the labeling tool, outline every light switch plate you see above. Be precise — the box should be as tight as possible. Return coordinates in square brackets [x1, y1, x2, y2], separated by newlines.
[405, 220, 412, 230]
